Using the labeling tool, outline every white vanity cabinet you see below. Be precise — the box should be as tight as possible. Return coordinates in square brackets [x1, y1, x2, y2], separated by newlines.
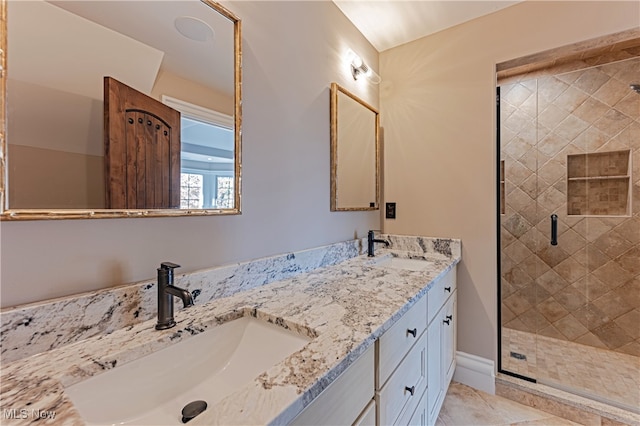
[290, 265, 457, 426]
[426, 267, 457, 425]
[376, 266, 457, 426]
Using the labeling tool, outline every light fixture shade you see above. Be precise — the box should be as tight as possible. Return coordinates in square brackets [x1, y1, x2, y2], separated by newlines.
[366, 68, 382, 84]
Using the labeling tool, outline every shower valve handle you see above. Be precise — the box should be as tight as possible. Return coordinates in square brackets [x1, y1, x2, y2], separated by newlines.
[550, 214, 558, 246]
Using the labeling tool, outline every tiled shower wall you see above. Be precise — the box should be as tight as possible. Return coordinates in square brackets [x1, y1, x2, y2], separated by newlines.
[500, 57, 640, 357]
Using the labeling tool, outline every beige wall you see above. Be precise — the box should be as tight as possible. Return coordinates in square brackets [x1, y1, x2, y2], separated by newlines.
[151, 69, 234, 116]
[380, 1, 639, 363]
[8, 145, 104, 209]
[0, 1, 380, 308]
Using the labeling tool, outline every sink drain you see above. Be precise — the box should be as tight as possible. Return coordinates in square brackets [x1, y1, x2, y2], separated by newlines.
[182, 400, 207, 423]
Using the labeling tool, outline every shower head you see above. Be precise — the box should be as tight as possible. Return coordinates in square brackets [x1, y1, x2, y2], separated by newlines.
[631, 84, 640, 94]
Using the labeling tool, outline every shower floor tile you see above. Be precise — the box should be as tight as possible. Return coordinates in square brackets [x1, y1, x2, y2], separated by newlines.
[502, 328, 640, 412]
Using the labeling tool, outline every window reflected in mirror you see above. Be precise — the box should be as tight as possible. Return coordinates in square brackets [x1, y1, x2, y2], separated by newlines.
[163, 96, 235, 210]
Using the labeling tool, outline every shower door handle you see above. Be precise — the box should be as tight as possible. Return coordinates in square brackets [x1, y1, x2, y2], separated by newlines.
[550, 214, 558, 246]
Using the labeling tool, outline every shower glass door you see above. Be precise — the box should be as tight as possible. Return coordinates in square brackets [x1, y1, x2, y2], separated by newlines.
[499, 56, 639, 412]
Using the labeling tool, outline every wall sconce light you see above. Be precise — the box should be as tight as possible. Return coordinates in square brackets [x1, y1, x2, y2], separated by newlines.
[346, 49, 381, 84]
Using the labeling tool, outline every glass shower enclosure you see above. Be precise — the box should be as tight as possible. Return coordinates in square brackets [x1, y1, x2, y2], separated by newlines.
[498, 56, 639, 413]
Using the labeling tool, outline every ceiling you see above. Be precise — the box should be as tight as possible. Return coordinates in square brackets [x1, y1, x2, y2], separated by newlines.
[50, 0, 235, 97]
[333, 1, 522, 52]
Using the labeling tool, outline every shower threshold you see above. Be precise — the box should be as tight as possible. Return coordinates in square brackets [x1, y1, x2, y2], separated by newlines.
[496, 373, 640, 425]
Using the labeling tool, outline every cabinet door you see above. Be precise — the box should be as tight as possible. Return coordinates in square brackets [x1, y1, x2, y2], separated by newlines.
[442, 294, 456, 386]
[104, 77, 181, 209]
[408, 399, 427, 426]
[291, 346, 374, 425]
[426, 319, 442, 423]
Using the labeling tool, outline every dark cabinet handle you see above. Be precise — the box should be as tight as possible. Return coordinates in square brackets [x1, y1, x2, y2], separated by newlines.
[407, 328, 417, 338]
[444, 286, 451, 293]
[446, 315, 453, 321]
[443, 318, 451, 325]
[405, 385, 415, 396]
[551, 214, 558, 246]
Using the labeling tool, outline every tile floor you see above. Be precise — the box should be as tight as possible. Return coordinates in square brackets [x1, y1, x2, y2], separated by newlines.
[501, 328, 640, 412]
[436, 382, 582, 425]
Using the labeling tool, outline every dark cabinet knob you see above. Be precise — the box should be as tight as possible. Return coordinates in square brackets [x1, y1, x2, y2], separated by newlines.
[444, 286, 451, 293]
[443, 318, 451, 325]
[407, 328, 417, 338]
[405, 385, 415, 396]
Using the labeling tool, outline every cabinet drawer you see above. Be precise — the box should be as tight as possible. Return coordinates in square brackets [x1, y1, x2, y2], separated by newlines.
[378, 295, 427, 388]
[407, 394, 427, 426]
[353, 400, 376, 426]
[396, 385, 427, 426]
[291, 345, 374, 426]
[377, 331, 427, 426]
[427, 267, 456, 324]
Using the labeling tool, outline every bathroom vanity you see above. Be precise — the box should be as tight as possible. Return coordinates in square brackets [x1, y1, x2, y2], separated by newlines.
[0, 235, 460, 425]
[291, 265, 457, 425]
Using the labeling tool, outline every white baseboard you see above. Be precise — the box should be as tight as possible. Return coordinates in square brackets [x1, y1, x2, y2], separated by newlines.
[453, 351, 495, 394]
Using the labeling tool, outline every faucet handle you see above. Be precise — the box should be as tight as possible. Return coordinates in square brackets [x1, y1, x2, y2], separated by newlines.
[160, 262, 181, 270]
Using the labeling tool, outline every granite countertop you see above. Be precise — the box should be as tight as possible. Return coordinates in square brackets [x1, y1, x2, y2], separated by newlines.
[0, 248, 460, 425]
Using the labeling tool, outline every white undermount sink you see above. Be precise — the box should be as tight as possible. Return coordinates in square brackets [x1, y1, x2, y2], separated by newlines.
[370, 256, 429, 271]
[65, 316, 311, 425]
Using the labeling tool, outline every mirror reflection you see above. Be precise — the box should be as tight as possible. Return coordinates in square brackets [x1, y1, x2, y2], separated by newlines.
[330, 83, 379, 211]
[3, 0, 241, 217]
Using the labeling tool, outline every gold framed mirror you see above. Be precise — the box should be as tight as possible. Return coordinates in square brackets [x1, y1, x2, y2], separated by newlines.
[330, 82, 379, 211]
[0, 0, 242, 220]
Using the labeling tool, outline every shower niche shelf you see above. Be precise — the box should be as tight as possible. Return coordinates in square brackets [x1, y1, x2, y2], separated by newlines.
[567, 150, 631, 216]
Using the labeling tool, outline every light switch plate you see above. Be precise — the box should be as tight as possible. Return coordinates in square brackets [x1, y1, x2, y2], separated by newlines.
[386, 203, 396, 219]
